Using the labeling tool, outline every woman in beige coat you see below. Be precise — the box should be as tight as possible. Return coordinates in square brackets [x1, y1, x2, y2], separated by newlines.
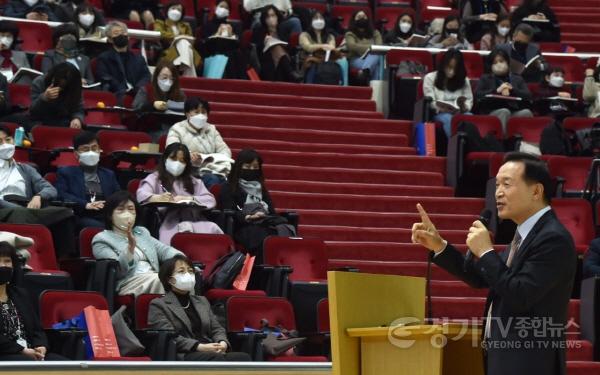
[166, 97, 232, 188]
[583, 65, 600, 118]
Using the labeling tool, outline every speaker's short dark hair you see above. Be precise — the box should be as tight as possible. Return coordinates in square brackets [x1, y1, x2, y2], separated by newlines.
[503, 152, 552, 203]
[158, 254, 194, 292]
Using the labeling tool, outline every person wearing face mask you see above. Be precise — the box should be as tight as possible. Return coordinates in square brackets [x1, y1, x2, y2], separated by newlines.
[154, 1, 201, 78]
[137, 143, 222, 245]
[512, 0, 560, 42]
[345, 10, 383, 83]
[96, 21, 151, 108]
[219, 149, 295, 262]
[146, 59, 186, 113]
[535, 66, 575, 115]
[0, 242, 69, 361]
[75, 4, 105, 40]
[475, 48, 533, 135]
[149, 255, 252, 361]
[383, 12, 424, 47]
[166, 97, 232, 189]
[0, 21, 31, 85]
[460, 0, 507, 42]
[4, 0, 58, 21]
[480, 14, 511, 51]
[299, 10, 338, 84]
[496, 23, 547, 83]
[427, 15, 473, 50]
[29, 62, 85, 130]
[423, 49, 474, 137]
[41, 24, 95, 86]
[92, 191, 184, 297]
[0, 126, 77, 259]
[55, 132, 121, 230]
[203, 0, 242, 38]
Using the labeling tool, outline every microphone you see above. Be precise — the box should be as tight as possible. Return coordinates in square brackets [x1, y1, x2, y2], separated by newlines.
[464, 209, 493, 269]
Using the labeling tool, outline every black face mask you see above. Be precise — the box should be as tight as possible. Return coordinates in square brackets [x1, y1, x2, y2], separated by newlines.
[514, 41, 528, 53]
[112, 34, 129, 48]
[0, 266, 13, 285]
[355, 19, 369, 29]
[239, 169, 261, 181]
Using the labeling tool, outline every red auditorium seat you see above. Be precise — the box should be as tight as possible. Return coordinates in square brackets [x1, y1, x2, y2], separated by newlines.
[317, 298, 330, 333]
[9, 83, 31, 108]
[170, 233, 266, 301]
[226, 296, 328, 361]
[0, 223, 65, 273]
[552, 199, 594, 253]
[31, 126, 80, 167]
[450, 114, 503, 138]
[79, 227, 103, 258]
[548, 157, 593, 193]
[135, 293, 164, 330]
[263, 237, 328, 282]
[14, 21, 53, 52]
[506, 116, 553, 144]
[331, 5, 372, 31]
[563, 117, 597, 132]
[387, 49, 434, 76]
[39, 290, 151, 361]
[543, 55, 585, 82]
[97, 130, 151, 153]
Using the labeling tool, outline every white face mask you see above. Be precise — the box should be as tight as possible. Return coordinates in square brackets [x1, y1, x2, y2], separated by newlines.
[165, 158, 186, 177]
[215, 6, 229, 19]
[0, 143, 15, 160]
[168, 8, 182, 22]
[445, 68, 455, 79]
[78, 151, 100, 167]
[492, 62, 509, 76]
[157, 78, 173, 92]
[113, 211, 136, 231]
[220, 30, 230, 37]
[399, 22, 412, 34]
[312, 19, 325, 31]
[189, 113, 208, 130]
[497, 26, 510, 37]
[0, 36, 13, 49]
[172, 272, 195, 292]
[23, 0, 38, 7]
[79, 13, 95, 27]
[549, 75, 565, 88]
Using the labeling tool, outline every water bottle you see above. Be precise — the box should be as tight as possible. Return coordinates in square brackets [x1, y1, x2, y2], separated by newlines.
[14, 127, 24, 147]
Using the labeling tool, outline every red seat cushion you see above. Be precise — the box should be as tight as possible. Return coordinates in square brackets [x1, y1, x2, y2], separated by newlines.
[204, 289, 266, 301]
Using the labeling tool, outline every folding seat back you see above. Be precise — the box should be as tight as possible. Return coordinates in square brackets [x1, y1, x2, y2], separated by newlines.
[552, 199, 594, 248]
[0, 223, 58, 271]
[331, 5, 372, 31]
[8, 84, 31, 108]
[548, 157, 593, 192]
[563, 117, 598, 132]
[127, 179, 141, 196]
[263, 237, 327, 281]
[317, 298, 330, 333]
[506, 116, 553, 144]
[31, 125, 81, 150]
[97, 130, 151, 154]
[226, 296, 296, 332]
[543, 55, 585, 82]
[83, 90, 118, 107]
[135, 294, 164, 329]
[44, 172, 57, 186]
[450, 114, 502, 137]
[80, 227, 103, 258]
[171, 233, 234, 271]
[39, 290, 108, 328]
[386, 48, 433, 75]
[15, 21, 53, 52]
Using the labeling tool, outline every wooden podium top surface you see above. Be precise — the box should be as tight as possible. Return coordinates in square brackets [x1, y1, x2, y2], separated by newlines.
[347, 324, 482, 340]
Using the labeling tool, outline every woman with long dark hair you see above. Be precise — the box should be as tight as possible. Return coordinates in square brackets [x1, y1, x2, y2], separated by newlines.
[475, 48, 533, 135]
[219, 149, 294, 261]
[345, 10, 383, 82]
[423, 49, 473, 137]
[29, 62, 84, 129]
[299, 10, 337, 83]
[137, 142, 222, 245]
[384, 11, 423, 47]
[149, 59, 186, 111]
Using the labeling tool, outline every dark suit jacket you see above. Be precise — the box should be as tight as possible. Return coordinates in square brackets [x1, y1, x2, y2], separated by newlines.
[583, 238, 600, 278]
[55, 166, 121, 212]
[0, 286, 47, 355]
[41, 50, 94, 84]
[147, 291, 230, 360]
[96, 48, 151, 96]
[475, 73, 532, 112]
[496, 42, 547, 83]
[433, 210, 576, 375]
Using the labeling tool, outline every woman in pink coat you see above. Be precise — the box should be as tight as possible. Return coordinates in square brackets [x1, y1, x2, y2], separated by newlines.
[137, 142, 223, 245]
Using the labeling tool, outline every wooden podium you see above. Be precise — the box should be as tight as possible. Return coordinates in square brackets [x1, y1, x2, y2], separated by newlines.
[328, 271, 484, 375]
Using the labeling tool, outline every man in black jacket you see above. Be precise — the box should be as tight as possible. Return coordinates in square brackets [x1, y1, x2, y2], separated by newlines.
[496, 23, 547, 83]
[411, 152, 576, 375]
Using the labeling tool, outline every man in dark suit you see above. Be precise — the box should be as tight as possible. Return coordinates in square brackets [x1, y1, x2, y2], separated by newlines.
[95, 20, 150, 108]
[411, 152, 576, 375]
[55, 131, 120, 229]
